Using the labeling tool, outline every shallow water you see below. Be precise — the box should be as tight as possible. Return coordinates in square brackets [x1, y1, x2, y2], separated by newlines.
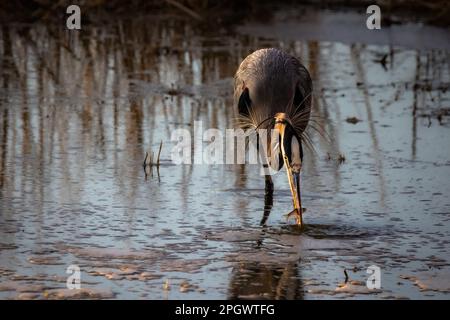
[0, 7, 450, 299]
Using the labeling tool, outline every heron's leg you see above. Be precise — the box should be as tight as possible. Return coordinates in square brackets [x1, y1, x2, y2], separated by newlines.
[260, 170, 274, 226]
[294, 166, 304, 224]
[265, 173, 274, 193]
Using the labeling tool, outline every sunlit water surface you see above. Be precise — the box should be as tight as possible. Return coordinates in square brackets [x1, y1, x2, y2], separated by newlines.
[0, 8, 449, 299]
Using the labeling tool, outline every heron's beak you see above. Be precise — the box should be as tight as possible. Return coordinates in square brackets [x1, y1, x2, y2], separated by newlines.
[292, 171, 303, 221]
[275, 120, 303, 226]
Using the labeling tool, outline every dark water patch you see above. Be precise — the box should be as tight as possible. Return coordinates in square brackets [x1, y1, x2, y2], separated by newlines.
[300, 223, 383, 240]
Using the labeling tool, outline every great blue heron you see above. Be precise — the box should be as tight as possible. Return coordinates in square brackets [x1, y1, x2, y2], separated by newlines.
[234, 48, 313, 227]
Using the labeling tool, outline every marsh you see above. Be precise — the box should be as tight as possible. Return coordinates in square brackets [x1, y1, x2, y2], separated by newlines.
[0, 2, 449, 299]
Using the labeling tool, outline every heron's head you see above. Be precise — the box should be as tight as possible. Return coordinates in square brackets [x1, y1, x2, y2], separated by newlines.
[271, 112, 302, 173]
[269, 112, 303, 225]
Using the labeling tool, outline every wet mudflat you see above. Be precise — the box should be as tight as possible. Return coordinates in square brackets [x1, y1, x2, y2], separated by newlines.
[0, 7, 449, 299]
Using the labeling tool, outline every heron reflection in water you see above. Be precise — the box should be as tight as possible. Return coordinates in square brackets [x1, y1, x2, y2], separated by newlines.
[234, 48, 316, 227]
[228, 261, 303, 299]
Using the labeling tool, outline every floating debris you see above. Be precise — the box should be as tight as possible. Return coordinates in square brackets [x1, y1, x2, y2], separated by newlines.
[17, 292, 40, 300]
[346, 117, 361, 124]
[400, 272, 450, 293]
[27, 256, 64, 265]
[143, 140, 163, 180]
[336, 280, 381, 294]
[43, 288, 116, 300]
[374, 53, 388, 70]
[179, 280, 193, 293]
[163, 279, 171, 291]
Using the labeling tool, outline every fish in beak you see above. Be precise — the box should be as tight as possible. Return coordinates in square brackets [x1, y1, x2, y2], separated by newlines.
[273, 113, 303, 227]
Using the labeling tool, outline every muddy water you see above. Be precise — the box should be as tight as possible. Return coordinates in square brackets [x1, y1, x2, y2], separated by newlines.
[0, 8, 449, 299]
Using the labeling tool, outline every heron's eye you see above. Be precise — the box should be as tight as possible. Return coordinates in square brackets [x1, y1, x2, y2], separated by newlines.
[238, 88, 252, 117]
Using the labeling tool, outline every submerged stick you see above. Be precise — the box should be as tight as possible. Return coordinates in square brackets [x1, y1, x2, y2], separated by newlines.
[143, 141, 163, 180]
[143, 152, 150, 167]
[157, 140, 163, 167]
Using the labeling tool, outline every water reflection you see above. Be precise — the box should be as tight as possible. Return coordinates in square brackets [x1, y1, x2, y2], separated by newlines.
[228, 261, 303, 299]
[0, 10, 449, 299]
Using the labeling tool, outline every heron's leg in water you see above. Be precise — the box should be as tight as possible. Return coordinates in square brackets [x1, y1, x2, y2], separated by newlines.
[264, 172, 274, 192]
[260, 173, 274, 226]
[293, 167, 304, 224]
